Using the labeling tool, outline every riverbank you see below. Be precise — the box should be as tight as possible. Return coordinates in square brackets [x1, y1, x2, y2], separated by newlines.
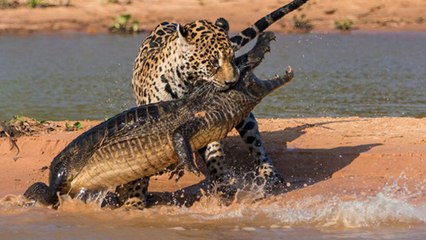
[0, 0, 425, 34]
[1, 117, 425, 206]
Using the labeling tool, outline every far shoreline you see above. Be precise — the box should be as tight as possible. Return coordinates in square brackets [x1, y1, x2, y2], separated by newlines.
[1, 0, 425, 36]
[1, 29, 425, 38]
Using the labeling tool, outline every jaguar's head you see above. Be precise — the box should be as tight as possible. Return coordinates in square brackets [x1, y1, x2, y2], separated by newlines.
[175, 18, 239, 90]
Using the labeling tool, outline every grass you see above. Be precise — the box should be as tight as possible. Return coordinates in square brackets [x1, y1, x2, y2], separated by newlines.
[26, 0, 71, 8]
[65, 121, 82, 131]
[293, 14, 313, 32]
[27, 0, 41, 8]
[109, 13, 141, 34]
[12, 115, 48, 125]
[335, 19, 354, 31]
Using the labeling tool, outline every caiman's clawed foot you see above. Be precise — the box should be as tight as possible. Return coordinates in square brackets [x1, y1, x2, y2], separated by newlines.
[168, 161, 200, 182]
[168, 165, 186, 182]
[250, 31, 276, 57]
[235, 31, 276, 71]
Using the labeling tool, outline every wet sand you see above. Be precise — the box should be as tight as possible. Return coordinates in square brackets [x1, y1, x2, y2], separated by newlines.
[0, 0, 425, 34]
[1, 117, 425, 205]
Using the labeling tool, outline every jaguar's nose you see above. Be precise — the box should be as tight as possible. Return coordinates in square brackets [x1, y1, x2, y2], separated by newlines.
[224, 66, 240, 86]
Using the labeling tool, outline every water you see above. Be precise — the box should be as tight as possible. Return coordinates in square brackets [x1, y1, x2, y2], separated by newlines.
[1, 179, 426, 239]
[0, 32, 425, 121]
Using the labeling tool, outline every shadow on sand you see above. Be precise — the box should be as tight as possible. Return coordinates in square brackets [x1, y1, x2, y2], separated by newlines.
[147, 120, 382, 207]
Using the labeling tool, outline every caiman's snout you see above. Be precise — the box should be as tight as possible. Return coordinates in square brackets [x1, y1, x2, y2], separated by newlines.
[250, 66, 294, 98]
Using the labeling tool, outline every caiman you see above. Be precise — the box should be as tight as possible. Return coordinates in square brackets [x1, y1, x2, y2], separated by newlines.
[23, 32, 294, 207]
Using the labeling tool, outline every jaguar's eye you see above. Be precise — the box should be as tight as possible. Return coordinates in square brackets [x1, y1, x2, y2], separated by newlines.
[210, 58, 220, 70]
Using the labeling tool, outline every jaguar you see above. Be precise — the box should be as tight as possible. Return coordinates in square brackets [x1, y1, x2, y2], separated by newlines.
[115, 0, 308, 209]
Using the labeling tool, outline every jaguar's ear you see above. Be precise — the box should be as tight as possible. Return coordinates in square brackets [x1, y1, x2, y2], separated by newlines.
[177, 24, 189, 40]
[215, 17, 229, 32]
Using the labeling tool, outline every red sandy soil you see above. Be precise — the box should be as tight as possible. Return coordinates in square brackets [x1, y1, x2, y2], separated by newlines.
[0, 0, 425, 34]
[1, 117, 425, 205]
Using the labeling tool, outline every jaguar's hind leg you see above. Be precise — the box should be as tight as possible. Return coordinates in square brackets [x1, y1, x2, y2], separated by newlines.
[201, 141, 237, 200]
[118, 177, 149, 210]
[102, 178, 149, 210]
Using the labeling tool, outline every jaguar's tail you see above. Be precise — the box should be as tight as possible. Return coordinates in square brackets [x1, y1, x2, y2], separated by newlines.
[230, 0, 309, 51]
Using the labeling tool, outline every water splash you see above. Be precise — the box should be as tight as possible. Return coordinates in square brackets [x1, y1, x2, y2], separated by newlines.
[156, 174, 426, 228]
[1, 175, 425, 231]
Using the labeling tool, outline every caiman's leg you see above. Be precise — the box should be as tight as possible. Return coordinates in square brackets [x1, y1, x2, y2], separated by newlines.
[24, 182, 59, 206]
[171, 123, 201, 177]
[172, 133, 199, 176]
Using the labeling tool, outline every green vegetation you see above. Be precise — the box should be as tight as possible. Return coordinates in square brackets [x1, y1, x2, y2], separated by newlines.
[293, 14, 313, 32]
[65, 121, 82, 131]
[335, 19, 354, 31]
[12, 115, 48, 125]
[27, 0, 41, 8]
[12, 115, 24, 123]
[109, 14, 141, 34]
[26, 0, 70, 8]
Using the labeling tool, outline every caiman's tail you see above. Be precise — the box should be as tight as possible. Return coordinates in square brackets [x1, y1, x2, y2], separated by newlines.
[251, 66, 294, 98]
[230, 0, 309, 51]
[24, 182, 59, 207]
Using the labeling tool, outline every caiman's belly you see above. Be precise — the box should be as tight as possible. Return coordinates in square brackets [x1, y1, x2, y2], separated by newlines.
[70, 135, 177, 193]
